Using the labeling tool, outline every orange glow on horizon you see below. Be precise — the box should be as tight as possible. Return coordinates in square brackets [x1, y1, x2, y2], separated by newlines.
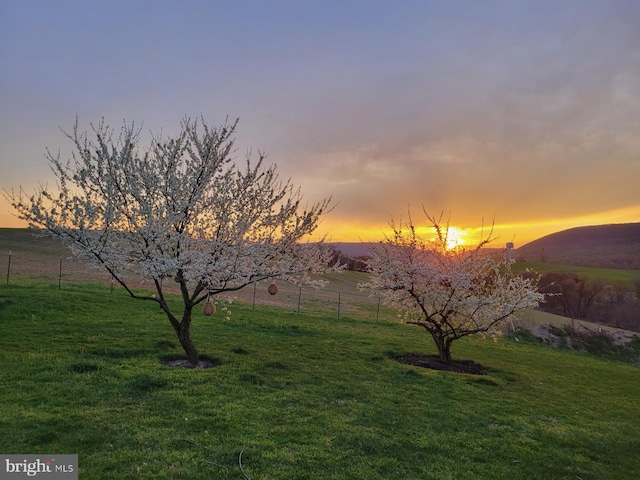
[413, 225, 468, 250]
[2, 198, 639, 249]
[0, 213, 27, 229]
[312, 205, 640, 248]
[442, 226, 468, 250]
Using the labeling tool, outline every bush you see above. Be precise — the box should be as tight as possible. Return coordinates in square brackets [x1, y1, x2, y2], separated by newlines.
[511, 327, 544, 344]
[517, 325, 640, 365]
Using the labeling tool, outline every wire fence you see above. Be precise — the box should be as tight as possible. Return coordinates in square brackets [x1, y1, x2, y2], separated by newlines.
[1, 248, 389, 321]
[3, 241, 633, 339]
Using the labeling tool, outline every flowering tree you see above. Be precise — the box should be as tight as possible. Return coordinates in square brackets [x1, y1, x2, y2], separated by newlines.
[360, 211, 543, 363]
[5, 117, 336, 366]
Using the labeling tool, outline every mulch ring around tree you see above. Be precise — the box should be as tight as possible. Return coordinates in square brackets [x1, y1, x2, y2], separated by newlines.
[392, 354, 487, 375]
[160, 356, 221, 369]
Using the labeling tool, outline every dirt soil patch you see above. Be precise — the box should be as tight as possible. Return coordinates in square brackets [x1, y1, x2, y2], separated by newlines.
[161, 358, 220, 369]
[393, 354, 487, 375]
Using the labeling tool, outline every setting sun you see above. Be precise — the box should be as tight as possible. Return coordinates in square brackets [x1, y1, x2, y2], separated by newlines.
[443, 226, 468, 250]
[413, 224, 470, 250]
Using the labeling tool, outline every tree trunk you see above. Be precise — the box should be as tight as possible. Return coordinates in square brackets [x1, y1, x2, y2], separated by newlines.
[158, 298, 201, 366]
[176, 316, 199, 366]
[432, 333, 452, 363]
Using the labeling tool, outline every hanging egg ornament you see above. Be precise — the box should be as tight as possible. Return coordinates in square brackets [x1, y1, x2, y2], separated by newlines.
[202, 298, 216, 316]
[268, 280, 279, 296]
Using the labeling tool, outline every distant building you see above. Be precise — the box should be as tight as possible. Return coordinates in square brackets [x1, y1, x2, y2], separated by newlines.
[506, 242, 515, 261]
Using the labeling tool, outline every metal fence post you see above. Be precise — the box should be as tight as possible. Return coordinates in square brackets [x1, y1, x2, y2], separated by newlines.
[252, 280, 257, 309]
[6, 250, 11, 284]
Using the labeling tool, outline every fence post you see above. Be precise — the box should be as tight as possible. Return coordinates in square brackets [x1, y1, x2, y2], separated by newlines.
[252, 280, 257, 309]
[58, 257, 63, 289]
[376, 296, 381, 321]
[297, 286, 302, 314]
[337, 292, 341, 320]
[6, 250, 11, 284]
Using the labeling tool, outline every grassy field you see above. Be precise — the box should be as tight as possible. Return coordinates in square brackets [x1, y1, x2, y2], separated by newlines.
[1, 282, 639, 479]
[3, 227, 640, 317]
[0, 228, 388, 317]
[511, 261, 640, 284]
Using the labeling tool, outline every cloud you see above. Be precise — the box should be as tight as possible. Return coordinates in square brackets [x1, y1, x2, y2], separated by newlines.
[1, 1, 639, 240]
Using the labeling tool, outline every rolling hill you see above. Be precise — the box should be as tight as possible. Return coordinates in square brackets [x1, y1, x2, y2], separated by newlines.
[516, 223, 640, 270]
[331, 223, 640, 271]
[3, 223, 639, 273]
[330, 242, 377, 258]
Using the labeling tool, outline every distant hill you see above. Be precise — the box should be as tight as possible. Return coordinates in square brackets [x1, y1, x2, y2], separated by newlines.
[516, 223, 640, 270]
[330, 242, 377, 258]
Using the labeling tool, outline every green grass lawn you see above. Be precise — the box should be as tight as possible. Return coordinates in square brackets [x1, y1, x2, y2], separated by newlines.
[1, 283, 639, 479]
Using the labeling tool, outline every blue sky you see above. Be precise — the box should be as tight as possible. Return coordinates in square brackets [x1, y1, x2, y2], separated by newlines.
[1, 0, 639, 244]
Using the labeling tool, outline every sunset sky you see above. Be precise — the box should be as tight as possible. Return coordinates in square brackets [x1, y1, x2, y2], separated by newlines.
[1, 0, 639, 247]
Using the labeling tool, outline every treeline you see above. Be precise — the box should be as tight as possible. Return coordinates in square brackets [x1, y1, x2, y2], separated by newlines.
[328, 247, 370, 273]
[535, 272, 640, 331]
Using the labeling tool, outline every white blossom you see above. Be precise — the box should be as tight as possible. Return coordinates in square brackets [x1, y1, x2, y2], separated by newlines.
[5, 116, 338, 364]
[359, 211, 543, 363]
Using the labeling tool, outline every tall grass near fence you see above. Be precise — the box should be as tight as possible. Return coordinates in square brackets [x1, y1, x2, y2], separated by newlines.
[1, 282, 640, 479]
